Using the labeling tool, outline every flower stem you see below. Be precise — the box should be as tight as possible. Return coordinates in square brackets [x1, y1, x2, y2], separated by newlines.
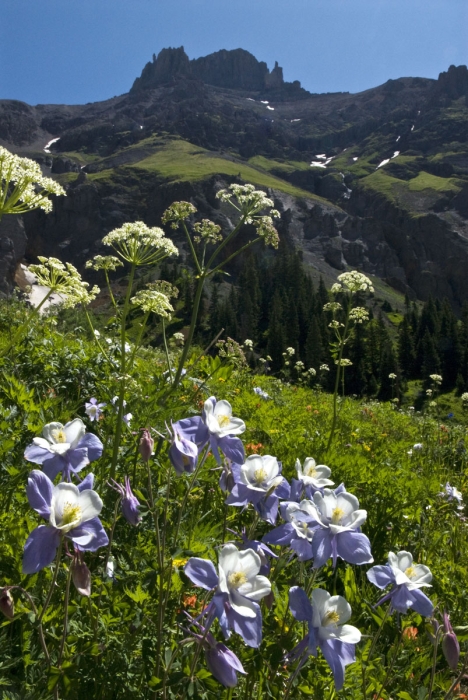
[326, 304, 351, 453]
[38, 538, 63, 625]
[172, 271, 206, 389]
[428, 626, 443, 700]
[361, 603, 391, 699]
[57, 565, 73, 668]
[162, 318, 172, 376]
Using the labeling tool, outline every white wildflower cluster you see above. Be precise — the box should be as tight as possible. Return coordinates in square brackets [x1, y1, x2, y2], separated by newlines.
[102, 221, 178, 266]
[131, 289, 173, 318]
[388, 373, 397, 380]
[430, 374, 443, 385]
[426, 389, 433, 397]
[216, 183, 275, 212]
[29, 257, 100, 309]
[308, 367, 317, 377]
[243, 339, 254, 350]
[323, 301, 342, 313]
[161, 201, 197, 229]
[172, 332, 185, 345]
[0, 146, 65, 216]
[253, 216, 279, 249]
[147, 280, 179, 300]
[320, 364, 330, 372]
[328, 320, 344, 330]
[335, 358, 353, 367]
[193, 219, 222, 244]
[285, 347, 295, 356]
[295, 360, 305, 371]
[216, 337, 247, 369]
[349, 306, 370, 324]
[85, 255, 123, 272]
[332, 271, 374, 294]
[461, 392, 468, 404]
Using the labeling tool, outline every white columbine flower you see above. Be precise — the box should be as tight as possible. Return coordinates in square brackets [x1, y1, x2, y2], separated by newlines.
[217, 544, 271, 617]
[283, 502, 316, 541]
[33, 418, 86, 456]
[310, 489, 367, 534]
[311, 588, 361, 644]
[387, 551, 432, 590]
[240, 455, 282, 493]
[204, 399, 246, 438]
[49, 482, 103, 534]
[296, 458, 334, 489]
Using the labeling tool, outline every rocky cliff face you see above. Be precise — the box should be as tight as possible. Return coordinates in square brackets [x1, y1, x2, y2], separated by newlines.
[0, 49, 467, 306]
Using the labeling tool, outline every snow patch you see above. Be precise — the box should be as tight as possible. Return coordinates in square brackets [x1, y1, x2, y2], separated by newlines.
[261, 100, 269, 104]
[353, 157, 359, 161]
[139, 125, 143, 130]
[325, 156, 335, 165]
[396, 135, 400, 142]
[411, 125, 415, 131]
[43, 137, 60, 153]
[291, 119, 301, 122]
[376, 159, 390, 169]
[315, 154, 326, 159]
[246, 98, 255, 101]
[392, 151, 400, 159]
[310, 161, 327, 168]
[266, 105, 275, 111]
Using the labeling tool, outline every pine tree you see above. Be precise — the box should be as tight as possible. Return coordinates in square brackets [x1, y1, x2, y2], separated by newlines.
[398, 316, 416, 379]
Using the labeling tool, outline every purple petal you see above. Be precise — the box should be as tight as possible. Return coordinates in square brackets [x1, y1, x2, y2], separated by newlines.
[24, 443, 51, 465]
[336, 531, 373, 565]
[263, 523, 295, 545]
[77, 433, 103, 462]
[390, 584, 415, 614]
[218, 436, 245, 465]
[275, 478, 291, 500]
[289, 478, 304, 503]
[42, 455, 67, 481]
[26, 470, 53, 518]
[290, 538, 314, 561]
[70, 517, 108, 551]
[256, 494, 278, 525]
[175, 417, 209, 447]
[22, 526, 60, 574]
[67, 447, 90, 474]
[225, 484, 250, 507]
[78, 473, 95, 491]
[320, 638, 355, 691]
[289, 586, 312, 622]
[205, 644, 245, 687]
[184, 558, 219, 590]
[367, 564, 395, 589]
[227, 605, 262, 648]
[312, 529, 333, 568]
[408, 588, 434, 617]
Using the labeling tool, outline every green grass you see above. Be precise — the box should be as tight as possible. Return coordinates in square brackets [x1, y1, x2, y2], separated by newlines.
[247, 155, 310, 173]
[131, 139, 329, 201]
[407, 171, 462, 193]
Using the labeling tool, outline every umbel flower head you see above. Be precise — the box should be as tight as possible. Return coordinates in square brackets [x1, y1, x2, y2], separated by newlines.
[215, 184, 280, 247]
[85, 255, 123, 272]
[131, 289, 173, 317]
[22, 471, 108, 574]
[24, 418, 103, 481]
[287, 587, 361, 690]
[29, 257, 100, 308]
[102, 221, 178, 266]
[0, 146, 65, 217]
[161, 201, 197, 229]
[332, 271, 374, 294]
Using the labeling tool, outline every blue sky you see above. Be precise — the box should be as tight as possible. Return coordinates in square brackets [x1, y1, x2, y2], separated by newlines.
[1, 0, 467, 105]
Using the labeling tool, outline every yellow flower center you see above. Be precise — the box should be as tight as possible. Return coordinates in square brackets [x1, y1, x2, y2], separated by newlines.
[60, 502, 81, 528]
[51, 428, 67, 443]
[254, 468, 267, 485]
[323, 610, 340, 626]
[228, 571, 248, 588]
[331, 507, 345, 524]
[217, 414, 231, 428]
[305, 466, 317, 477]
[405, 566, 416, 579]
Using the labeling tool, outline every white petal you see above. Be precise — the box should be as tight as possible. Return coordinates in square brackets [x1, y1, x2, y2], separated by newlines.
[396, 551, 413, 572]
[213, 400, 233, 419]
[78, 490, 103, 521]
[411, 564, 432, 585]
[346, 509, 368, 529]
[49, 443, 71, 455]
[218, 543, 241, 578]
[33, 437, 52, 450]
[64, 418, 86, 448]
[336, 493, 360, 517]
[323, 595, 352, 626]
[311, 588, 330, 627]
[218, 416, 246, 438]
[230, 589, 257, 617]
[43, 422, 64, 444]
[236, 549, 261, 579]
[319, 623, 361, 643]
[239, 574, 271, 601]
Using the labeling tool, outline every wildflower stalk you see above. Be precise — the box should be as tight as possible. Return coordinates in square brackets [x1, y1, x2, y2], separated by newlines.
[326, 303, 351, 453]
[110, 261, 136, 480]
[8, 586, 51, 665]
[162, 318, 172, 376]
[428, 625, 443, 700]
[57, 565, 73, 669]
[361, 603, 391, 698]
[443, 652, 468, 699]
[38, 538, 63, 625]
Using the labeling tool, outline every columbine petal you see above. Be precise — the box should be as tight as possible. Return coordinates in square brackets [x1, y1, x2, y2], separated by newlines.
[64, 418, 86, 448]
[230, 589, 257, 617]
[26, 470, 53, 518]
[70, 517, 108, 551]
[22, 526, 60, 574]
[289, 586, 313, 622]
[335, 531, 373, 565]
[367, 565, 395, 589]
[77, 432, 103, 462]
[185, 558, 219, 590]
[408, 588, 434, 616]
[77, 490, 103, 521]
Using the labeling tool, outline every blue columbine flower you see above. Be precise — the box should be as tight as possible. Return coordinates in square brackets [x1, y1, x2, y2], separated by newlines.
[287, 586, 361, 691]
[263, 501, 317, 561]
[184, 543, 271, 648]
[85, 398, 106, 422]
[225, 455, 290, 525]
[305, 488, 373, 568]
[110, 476, 141, 526]
[172, 396, 245, 466]
[22, 470, 108, 574]
[367, 550, 433, 616]
[24, 418, 103, 481]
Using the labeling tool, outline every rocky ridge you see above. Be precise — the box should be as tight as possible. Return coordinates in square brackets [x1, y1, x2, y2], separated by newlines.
[0, 49, 467, 307]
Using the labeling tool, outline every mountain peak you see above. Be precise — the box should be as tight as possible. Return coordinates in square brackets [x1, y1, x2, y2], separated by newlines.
[130, 46, 301, 94]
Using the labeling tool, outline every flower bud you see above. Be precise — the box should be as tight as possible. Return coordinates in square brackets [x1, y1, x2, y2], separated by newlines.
[0, 588, 14, 620]
[442, 612, 460, 670]
[139, 428, 154, 462]
[71, 561, 91, 597]
[121, 477, 142, 527]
